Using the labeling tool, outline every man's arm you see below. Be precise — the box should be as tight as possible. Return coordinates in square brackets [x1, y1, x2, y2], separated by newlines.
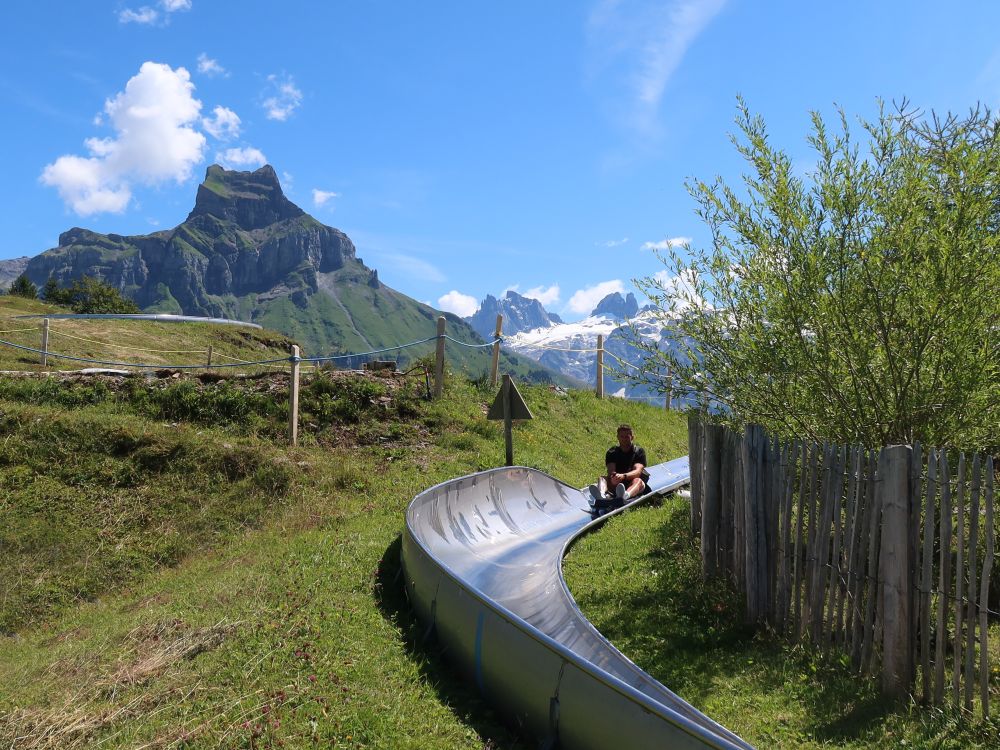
[622, 461, 645, 481]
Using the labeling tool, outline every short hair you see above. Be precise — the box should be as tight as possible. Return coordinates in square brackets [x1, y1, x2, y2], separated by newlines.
[617, 424, 633, 433]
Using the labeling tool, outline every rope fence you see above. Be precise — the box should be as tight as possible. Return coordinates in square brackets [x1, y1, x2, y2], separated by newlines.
[0, 314, 673, 405]
[0, 311, 682, 443]
[0, 314, 515, 446]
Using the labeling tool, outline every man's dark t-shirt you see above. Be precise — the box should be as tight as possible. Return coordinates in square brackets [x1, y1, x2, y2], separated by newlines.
[605, 445, 648, 474]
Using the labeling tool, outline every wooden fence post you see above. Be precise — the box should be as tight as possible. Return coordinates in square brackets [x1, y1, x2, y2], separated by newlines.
[964, 454, 981, 711]
[701, 424, 723, 579]
[743, 424, 769, 624]
[952, 453, 967, 706]
[934, 452, 952, 705]
[909, 442, 923, 681]
[206, 345, 213, 369]
[781, 440, 799, 630]
[801, 443, 822, 640]
[665, 368, 673, 410]
[288, 345, 301, 447]
[920, 450, 937, 703]
[879, 444, 913, 700]
[860, 450, 881, 674]
[40, 317, 49, 367]
[687, 413, 703, 537]
[719, 430, 736, 579]
[843, 448, 864, 652]
[793, 441, 810, 639]
[825, 447, 847, 646]
[733, 436, 746, 592]
[595, 334, 604, 398]
[489, 314, 503, 387]
[434, 316, 446, 399]
[980, 457, 995, 718]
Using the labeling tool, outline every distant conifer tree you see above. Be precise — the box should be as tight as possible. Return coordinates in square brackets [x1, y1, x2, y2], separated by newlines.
[8, 274, 37, 299]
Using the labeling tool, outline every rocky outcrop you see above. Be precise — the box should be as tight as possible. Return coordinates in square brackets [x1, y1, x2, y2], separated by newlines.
[25, 165, 356, 316]
[0, 256, 32, 291]
[186, 164, 305, 229]
[467, 290, 557, 339]
[591, 291, 639, 320]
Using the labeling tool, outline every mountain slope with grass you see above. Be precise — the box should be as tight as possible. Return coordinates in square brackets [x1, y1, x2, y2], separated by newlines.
[19, 165, 574, 386]
[0, 360, 989, 748]
[0, 294, 295, 372]
[0, 365, 685, 749]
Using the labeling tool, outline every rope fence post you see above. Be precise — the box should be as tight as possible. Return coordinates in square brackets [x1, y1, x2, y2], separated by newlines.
[596, 334, 604, 399]
[434, 316, 446, 399]
[206, 345, 213, 369]
[40, 318, 50, 367]
[489, 313, 503, 387]
[288, 344, 301, 446]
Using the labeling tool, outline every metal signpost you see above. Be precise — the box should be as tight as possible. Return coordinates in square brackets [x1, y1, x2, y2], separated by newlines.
[486, 374, 533, 466]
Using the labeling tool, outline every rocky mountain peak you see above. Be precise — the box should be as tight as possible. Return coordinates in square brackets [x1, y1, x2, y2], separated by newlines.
[466, 289, 557, 339]
[591, 291, 638, 320]
[186, 164, 305, 230]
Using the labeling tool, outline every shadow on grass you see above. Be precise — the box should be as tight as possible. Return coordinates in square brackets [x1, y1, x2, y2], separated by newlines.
[374, 534, 526, 750]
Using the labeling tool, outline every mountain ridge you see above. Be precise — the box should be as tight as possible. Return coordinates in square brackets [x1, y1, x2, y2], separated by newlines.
[463, 288, 686, 403]
[18, 165, 576, 385]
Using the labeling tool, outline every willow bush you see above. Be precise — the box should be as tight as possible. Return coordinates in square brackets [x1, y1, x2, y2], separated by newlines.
[632, 100, 1000, 450]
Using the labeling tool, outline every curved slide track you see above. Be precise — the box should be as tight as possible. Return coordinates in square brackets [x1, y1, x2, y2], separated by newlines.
[401, 459, 754, 750]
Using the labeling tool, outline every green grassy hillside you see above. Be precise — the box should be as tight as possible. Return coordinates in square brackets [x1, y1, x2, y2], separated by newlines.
[0, 354, 988, 748]
[0, 362, 684, 749]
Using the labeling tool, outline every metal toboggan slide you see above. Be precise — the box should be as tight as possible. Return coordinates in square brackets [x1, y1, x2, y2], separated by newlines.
[401, 458, 755, 749]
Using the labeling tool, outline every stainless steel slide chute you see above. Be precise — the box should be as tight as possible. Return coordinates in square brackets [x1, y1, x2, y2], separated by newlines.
[402, 460, 754, 749]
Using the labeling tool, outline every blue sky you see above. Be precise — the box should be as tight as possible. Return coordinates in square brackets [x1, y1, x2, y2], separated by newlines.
[4, 1, 1000, 321]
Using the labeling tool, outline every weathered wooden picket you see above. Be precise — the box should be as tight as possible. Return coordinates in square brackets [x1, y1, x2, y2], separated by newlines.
[688, 415, 997, 710]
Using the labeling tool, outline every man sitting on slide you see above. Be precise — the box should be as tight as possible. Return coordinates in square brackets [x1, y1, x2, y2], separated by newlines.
[599, 423, 649, 509]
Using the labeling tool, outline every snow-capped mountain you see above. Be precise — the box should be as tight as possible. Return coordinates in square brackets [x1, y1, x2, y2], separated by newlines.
[467, 291, 689, 404]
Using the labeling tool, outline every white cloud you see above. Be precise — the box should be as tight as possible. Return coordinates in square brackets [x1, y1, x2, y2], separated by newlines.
[588, 0, 726, 136]
[603, 237, 629, 247]
[312, 189, 339, 207]
[523, 284, 561, 306]
[567, 279, 624, 315]
[39, 156, 131, 214]
[641, 236, 691, 251]
[438, 290, 480, 317]
[262, 74, 303, 121]
[41, 61, 206, 216]
[119, 0, 189, 25]
[282, 171, 294, 188]
[215, 147, 267, 169]
[119, 6, 158, 24]
[197, 53, 226, 77]
[201, 105, 240, 139]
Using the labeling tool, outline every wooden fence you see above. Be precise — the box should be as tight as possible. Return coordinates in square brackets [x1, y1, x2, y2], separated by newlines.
[688, 416, 997, 710]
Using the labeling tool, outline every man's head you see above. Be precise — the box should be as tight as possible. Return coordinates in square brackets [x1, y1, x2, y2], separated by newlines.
[616, 424, 634, 450]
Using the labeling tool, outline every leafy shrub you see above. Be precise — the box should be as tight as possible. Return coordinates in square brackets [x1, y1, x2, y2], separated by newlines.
[41, 276, 140, 314]
[301, 375, 389, 425]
